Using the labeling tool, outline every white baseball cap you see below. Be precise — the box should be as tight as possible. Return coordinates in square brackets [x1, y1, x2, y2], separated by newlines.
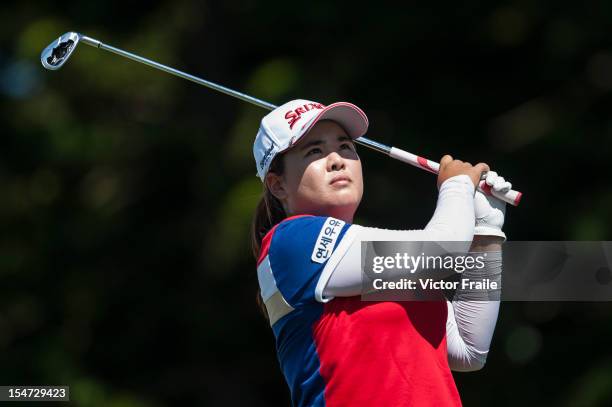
[253, 99, 369, 181]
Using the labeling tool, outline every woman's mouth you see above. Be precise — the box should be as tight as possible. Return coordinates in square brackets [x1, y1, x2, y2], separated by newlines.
[330, 175, 351, 185]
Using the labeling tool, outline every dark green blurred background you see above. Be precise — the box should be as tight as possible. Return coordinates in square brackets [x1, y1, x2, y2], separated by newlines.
[1, 0, 611, 406]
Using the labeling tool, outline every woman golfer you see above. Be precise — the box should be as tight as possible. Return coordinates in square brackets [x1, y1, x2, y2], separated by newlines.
[251, 99, 510, 406]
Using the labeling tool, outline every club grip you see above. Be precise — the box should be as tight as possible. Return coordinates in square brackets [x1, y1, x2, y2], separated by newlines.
[478, 180, 522, 206]
[388, 147, 523, 206]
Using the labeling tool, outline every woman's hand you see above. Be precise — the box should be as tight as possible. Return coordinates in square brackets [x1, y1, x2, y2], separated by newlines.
[474, 171, 511, 240]
[437, 155, 490, 189]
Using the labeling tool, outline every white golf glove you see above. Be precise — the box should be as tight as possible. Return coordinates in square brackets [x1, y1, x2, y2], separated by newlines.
[474, 171, 511, 240]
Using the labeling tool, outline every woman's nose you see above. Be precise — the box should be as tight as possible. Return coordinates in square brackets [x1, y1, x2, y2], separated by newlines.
[327, 151, 345, 171]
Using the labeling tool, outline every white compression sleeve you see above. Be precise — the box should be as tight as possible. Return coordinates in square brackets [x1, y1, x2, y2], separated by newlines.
[445, 251, 502, 371]
[319, 174, 476, 301]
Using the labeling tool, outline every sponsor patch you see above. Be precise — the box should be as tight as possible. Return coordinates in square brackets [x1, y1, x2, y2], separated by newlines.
[311, 217, 345, 263]
[259, 143, 276, 170]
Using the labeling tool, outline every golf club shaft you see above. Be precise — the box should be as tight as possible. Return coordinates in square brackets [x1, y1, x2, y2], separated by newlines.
[80, 36, 276, 110]
[78, 34, 522, 206]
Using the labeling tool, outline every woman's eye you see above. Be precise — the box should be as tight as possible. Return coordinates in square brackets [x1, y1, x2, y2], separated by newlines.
[306, 148, 322, 156]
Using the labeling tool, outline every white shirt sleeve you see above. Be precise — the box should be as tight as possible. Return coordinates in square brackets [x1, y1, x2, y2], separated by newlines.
[317, 174, 476, 301]
[445, 299, 500, 371]
[445, 250, 502, 371]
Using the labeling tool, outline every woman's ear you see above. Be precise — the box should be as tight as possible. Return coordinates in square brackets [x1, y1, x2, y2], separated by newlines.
[266, 172, 288, 202]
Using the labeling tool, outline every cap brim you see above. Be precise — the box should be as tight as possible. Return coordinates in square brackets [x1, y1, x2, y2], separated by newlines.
[285, 102, 369, 150]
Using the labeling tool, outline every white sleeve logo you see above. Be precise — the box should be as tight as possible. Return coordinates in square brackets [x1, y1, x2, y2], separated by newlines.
[311, 217, 345, 264]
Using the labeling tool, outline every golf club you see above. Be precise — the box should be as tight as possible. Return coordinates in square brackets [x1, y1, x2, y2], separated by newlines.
[41, 31, 522, 206]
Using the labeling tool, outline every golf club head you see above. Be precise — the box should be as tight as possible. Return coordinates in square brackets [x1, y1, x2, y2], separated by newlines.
[40, 32, 81, 70]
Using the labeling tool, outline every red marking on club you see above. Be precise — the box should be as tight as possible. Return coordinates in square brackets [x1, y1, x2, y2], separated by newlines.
[417, 156, 436, 173]
[514, 192, 523, 205]
[479, 180, 493, 195]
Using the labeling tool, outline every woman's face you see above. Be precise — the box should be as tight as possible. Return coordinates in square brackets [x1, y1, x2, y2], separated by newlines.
[267, 120, 364, 222]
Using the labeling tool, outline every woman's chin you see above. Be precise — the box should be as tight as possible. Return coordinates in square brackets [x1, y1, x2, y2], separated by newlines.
[323, 197, 359, 216]
[330, 189, 360, 205]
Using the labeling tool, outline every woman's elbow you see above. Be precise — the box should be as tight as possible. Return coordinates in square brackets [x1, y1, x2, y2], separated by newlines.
[425, 223, 475, 243]
[463, 360, 486, 372]
[449, 356, 487, 372]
